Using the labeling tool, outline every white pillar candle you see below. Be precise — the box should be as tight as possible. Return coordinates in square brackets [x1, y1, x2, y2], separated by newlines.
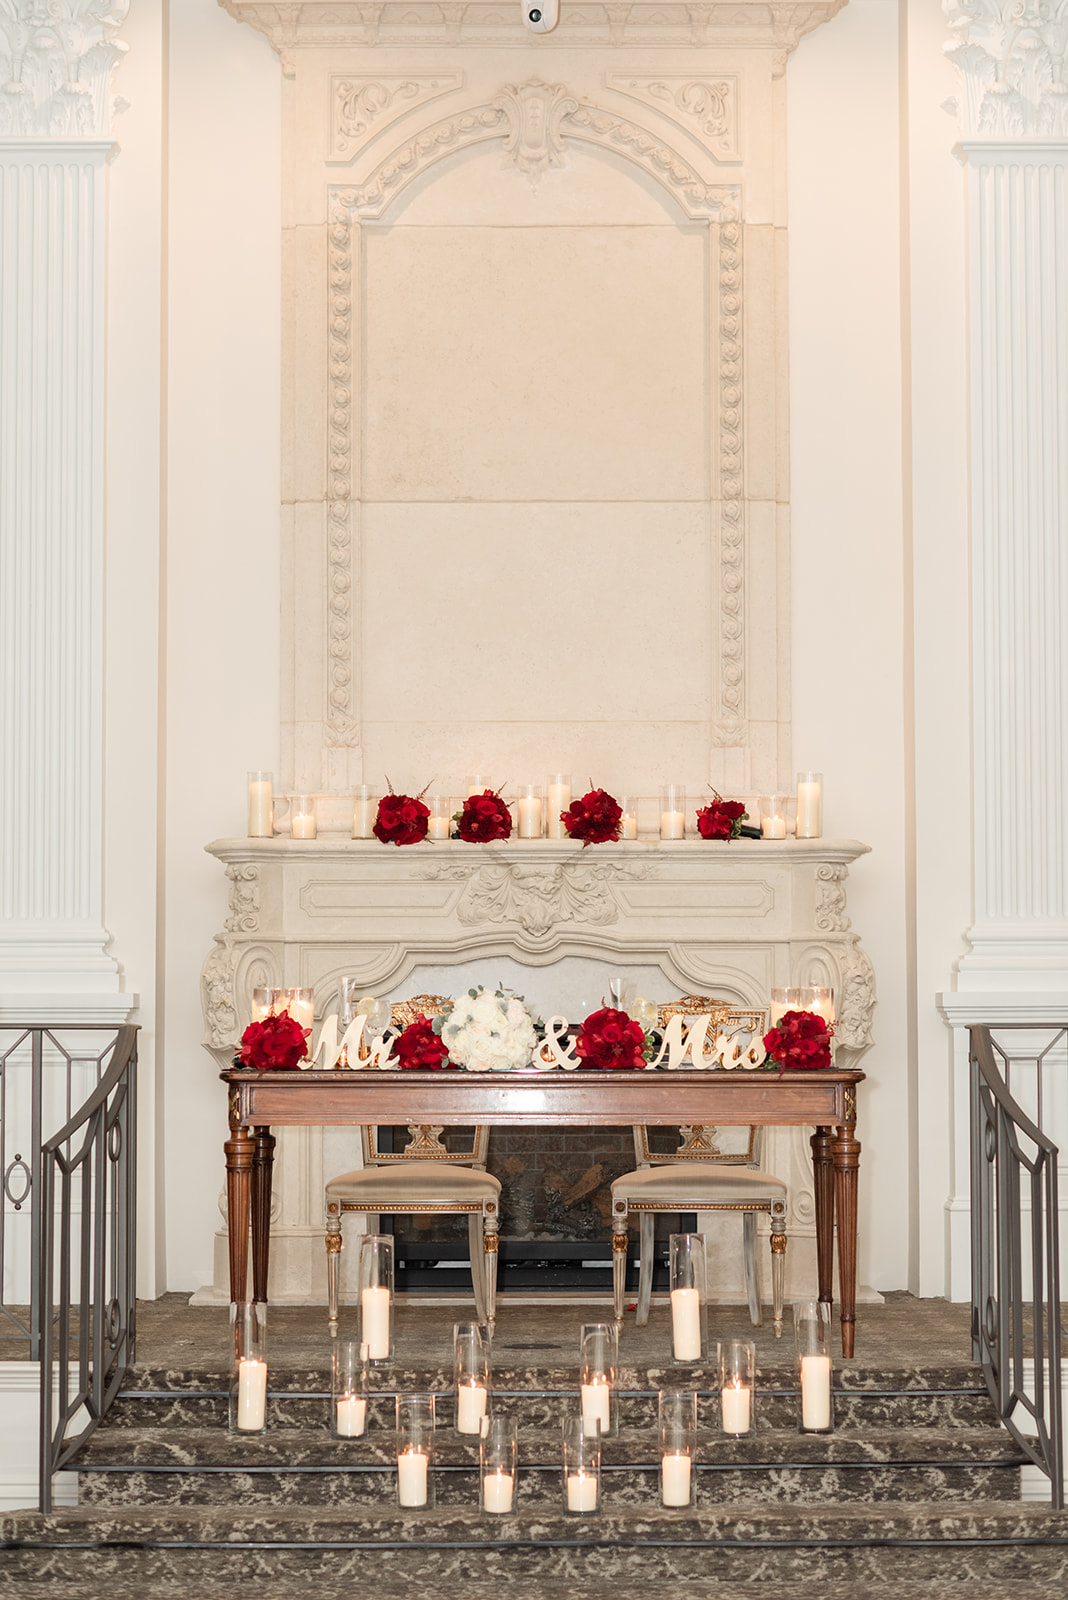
[291, 809, 316, 840]
[427, 816, 451, 840]
[761, 815, 786, 839]
[288, 995, 314, 1032]
[517, 796, 543, 838]
[580, 1380, 611, 1434]
[660, 810, 685, 840]
[621, 812, 638, 840]
[661, 1452, 691, 1507]
[456, 1382, 488, 1434]
[248, 780, 273, 838]
[566, 1471, 598, 1512]
[670, 1287, 702, 1361]
[801, 1354, 832, 1429]
[336, 1394, 367, 1437]
[397, 1448, 429, 1507]
[796, 781, 821, 839]
[482, 1469, 514, 1514]
[236, 1358, 267, 1432]
[352, 796, 375, 838]
[361, 1284, 391, 1360]
[546, 779, 570, 838]
[720, 1383, 751, 1434]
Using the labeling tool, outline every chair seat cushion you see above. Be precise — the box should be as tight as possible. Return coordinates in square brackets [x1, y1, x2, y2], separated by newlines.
[326, 1162, 502, 1203]
[611, 1162, 786, 1204]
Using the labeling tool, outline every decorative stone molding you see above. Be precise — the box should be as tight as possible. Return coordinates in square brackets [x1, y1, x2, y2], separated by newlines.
[944, 0, 1068, 138]
[425, 859, 653, 937]
[605, 73, 740, 161]
[0, 0, 129, 141]
[329, 73, 462, 160]
[496, 79, 575, 188]
[225, 864, 260, 934]
[814, 862, 850, 932]
[221, 0, 847, 53]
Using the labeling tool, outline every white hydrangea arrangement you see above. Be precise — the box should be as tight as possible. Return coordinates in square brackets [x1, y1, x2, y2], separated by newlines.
[434, 986, 538, 1073]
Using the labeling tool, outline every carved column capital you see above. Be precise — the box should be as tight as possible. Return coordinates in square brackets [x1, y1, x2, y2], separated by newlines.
[0, 0, 129, 141]
[944, 0, 1068, 138]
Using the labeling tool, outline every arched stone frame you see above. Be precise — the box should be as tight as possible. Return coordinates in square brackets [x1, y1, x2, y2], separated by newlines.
[322, 80, 747, 771]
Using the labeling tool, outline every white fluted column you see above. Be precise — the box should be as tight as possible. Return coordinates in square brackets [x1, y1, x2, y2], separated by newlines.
[944, 0, 1068, 990]
[0, 3, 134, 1020]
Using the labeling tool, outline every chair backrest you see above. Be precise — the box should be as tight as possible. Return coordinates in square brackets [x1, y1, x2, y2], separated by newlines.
[633, 997, 768, 1168]
[361, 995, 490, 1169]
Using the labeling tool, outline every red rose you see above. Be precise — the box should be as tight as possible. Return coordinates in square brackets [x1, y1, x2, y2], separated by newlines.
[237, 1010, 309, 1071]
[456, 789, 512, 844]
[374, 791, 430, 846]
[394, 1015, 452, 1070]
[562, 788, 622, 846]
[576, 1006, 647, 1070]
[762, 1009, 832, 1070]
[696, 799, 747, 840]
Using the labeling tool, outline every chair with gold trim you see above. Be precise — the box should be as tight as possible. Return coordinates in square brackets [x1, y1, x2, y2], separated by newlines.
[324, 995, 501, 1336]
[610, 996, 787, 1334]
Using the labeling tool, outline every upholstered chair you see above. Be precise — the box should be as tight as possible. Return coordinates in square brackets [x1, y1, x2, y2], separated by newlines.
[610, 997, 788, 1335]
[324, 996, 501, 1335]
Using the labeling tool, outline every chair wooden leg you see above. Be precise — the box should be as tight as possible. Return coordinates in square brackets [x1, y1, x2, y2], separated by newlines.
[636, 1211, 655, 1327]
[325, 1208, 343, 1339]
[483, 1207, 499, 1334]
[770, 1199, 787, 1337]
[468, 1213, 489, 1325]
[742, 1211, 762, 1327]
[612, 1222, 629, 1329]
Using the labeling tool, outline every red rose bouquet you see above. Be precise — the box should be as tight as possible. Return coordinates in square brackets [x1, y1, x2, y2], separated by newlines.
[562, 788, 622, 846]
[762, 1009, 833, 1070]
[237, 1010, 309, 1071]
[696, 791, 748, 841]
[394, 1014, 453, 1070]
[455, 788, 512, 844]
[576, 1006, 647, 1070]
[374, 788, 430, 846]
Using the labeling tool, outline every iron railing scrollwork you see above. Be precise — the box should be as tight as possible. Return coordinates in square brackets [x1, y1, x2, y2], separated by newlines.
[970, 1023, 1064, 1508]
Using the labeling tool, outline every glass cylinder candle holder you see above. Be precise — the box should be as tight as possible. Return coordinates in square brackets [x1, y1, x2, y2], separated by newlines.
[247, 770, 274, 838]
[480, 1416, 517, 1515]
[331, 1338, 368, 1439]
[546, 773, 571, 839]
[619, 796, 638, 840]
[795, 1299, 834, 1433]
[720, 1340, 755, 1435]
[516, 784, 544, 839]
[289, 794, 317, 839]
[579, 1322, 617, 1437]
[669, 1233, 708, 1363]
[658, 1388, 697, 1508]
[800, 986, 836, 1029]
[769, 987, 802, 1028]
[796, 771, 822, 839]
[251, 986, 314, 1033]
[659, 786, 686, 840]
[396, 1393, 436, 1508]
[466, 774, 491, 797]
[229, 1301, 267, 1434]
[426, 795, 453, 841]
[352, 785, 376, 840]
[359, 1234, 394, 1363]
[759, 794, 788, 839]
[454, 1322, 490, 1435]
[561, 1415, 601, 1515]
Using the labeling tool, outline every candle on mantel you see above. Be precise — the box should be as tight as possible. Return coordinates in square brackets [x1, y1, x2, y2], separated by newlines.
[291, 806, 316, 840]
[660, 811, 685, 841]
[801, 1354, 832, 1430]
[761, 813, 786, 839]
[248, 777, 273, 838]
[670, 1287, 702, 1361]
[352, 788, 375, 839]
[397, 1447, 429, 1507]
[661, 1452, 691, 1507]
[336, 1394, 367, 1437]
[621, 811, 638, 840]
[236, 1358, 267, 1432]
[566, 1471, 598, 1512]
[580, 1379, 611, 1434]
[517, 796, 543, 838]
[456, 1381, 488, 1435]
[427, 816, 451, 840]
[720, 1382, 751, 1435]
[361, 1284, 391, 1360]
[482, 1469, 514, 1514]
[796, 775, 822, 839]
[546, 775, 570, 839]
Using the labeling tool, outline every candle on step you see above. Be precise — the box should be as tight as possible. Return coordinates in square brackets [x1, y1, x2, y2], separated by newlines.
[720, 1381, 751, 1435]
[397, 1447, 429, 1507]
[456, 1381, 488, 1435]
[801, 1354, 832, 1430]
[335, 1394, 367, 1437]
[670, 1286, 702, 1361]
[661, 1451, 691, 1507]
[361, 1284, 391, 1360]
[482, 1469, 514, 1514]
[566, 1471, 598, 1512]
[236, 1358, 267, 1432]
[580, 1379, 611, 1434]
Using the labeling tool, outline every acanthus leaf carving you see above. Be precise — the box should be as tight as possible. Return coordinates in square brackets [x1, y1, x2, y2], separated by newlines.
[329, 73, 462, 159]
[0, 0, 129, 140]
[606, 73, 739, 160]
[225, 863, 260, 933]
[834, 936, 877, 1055]
[944, 0, 1068, 137]
[425, 859, 651, 937]
[814, 863, 851, 933]
[495, 78, 577, 189]
[201, 936, 239, 1055]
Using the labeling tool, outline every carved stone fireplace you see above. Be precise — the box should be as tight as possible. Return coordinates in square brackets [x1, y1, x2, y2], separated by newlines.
[198, 836, 875, 1304]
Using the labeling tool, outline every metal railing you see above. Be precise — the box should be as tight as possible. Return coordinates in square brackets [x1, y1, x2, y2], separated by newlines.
[0, 1024, 138, 1511]
[970, 1023, 1064, 1507]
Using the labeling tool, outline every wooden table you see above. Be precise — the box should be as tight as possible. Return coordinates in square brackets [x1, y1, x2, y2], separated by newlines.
[222, 1066, 865, 1356]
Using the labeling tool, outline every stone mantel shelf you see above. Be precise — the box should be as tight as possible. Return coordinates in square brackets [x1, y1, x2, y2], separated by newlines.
[208, 836, 870, 861]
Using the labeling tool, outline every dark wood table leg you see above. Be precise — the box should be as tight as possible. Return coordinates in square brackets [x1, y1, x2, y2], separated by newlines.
[833, 1118, 862, 1359]
[251, 1126, 275, 1306]
[811, 1125, 836, 1318]
[224, 1109, 254, 1305]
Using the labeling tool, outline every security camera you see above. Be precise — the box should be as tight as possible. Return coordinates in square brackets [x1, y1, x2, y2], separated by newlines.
[523, 0, 559, 31]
